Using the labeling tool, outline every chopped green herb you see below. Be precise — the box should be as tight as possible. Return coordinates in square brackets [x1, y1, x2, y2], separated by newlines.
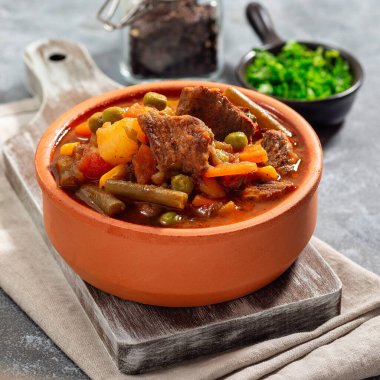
[246, 40, 353, 100]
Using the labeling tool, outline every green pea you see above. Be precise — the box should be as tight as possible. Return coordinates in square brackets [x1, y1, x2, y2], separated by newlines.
[171, 174, 194, 195]
[143, 92, 167, 111]
[88, 112, 103, 133]
[159, 211, 181, 226]
[102, 106, 124, 123]
[224, 132, 248, 151]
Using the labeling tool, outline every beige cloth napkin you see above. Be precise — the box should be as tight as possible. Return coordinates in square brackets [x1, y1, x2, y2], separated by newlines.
[1, 106, 380, 380]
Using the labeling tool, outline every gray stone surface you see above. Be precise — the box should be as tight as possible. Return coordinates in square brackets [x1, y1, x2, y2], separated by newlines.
[0, 0, 379, 378]
[0, 289, 88, 379]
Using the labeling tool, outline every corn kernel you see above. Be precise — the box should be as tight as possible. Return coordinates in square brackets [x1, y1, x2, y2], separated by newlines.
[99, 164, 127, 188]
[60, 142, 79, 156]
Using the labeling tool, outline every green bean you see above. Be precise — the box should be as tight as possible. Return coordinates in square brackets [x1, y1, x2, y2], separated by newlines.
[171, 174, 194, 195]
[76, 184, 126, 216]
[159, 211, 181, 226]
[88, 112, 103, 133]
[143, 92, 167, 111]
[105, 180, 188, 209]
[223, 86, 292, 137]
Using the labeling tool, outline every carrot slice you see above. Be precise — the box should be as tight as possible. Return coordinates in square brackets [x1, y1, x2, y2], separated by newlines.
[239, 142, 268, 163]
[204, 162, 257, 178]
[75, 121, 92, 137]
[198, 177, 226, 198]
[124, 103, 149, 117]
[192, 195, 218, 207]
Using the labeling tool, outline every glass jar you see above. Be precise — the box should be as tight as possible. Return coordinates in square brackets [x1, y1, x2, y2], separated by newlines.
[98, 0, 223, 83]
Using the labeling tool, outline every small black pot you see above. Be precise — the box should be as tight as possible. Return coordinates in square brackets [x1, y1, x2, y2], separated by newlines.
[236, 2, 364, 127]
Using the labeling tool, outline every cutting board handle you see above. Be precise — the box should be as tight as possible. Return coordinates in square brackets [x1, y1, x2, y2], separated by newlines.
[24, 39, 120, 112]
[3, 39, 122, 230]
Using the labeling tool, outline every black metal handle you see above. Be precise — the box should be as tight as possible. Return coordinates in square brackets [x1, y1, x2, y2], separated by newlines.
[246, 2, 283, 45]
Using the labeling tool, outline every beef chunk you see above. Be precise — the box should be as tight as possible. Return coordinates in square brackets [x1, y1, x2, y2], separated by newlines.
[55, 155, 84, 189]
[261, 130, 298, 168]
[241, 180, 295, 202]
[138, 111, 213, 176]
[176, 86, 257, 140]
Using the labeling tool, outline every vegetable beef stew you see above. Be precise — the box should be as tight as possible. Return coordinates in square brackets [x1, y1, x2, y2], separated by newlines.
[52, 86, 304, 228]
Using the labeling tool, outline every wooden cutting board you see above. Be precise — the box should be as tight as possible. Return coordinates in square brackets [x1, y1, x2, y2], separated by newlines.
[2, 40, 342, 375]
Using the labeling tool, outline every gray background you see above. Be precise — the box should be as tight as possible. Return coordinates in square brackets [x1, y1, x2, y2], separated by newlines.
[1, 0, 379, 378]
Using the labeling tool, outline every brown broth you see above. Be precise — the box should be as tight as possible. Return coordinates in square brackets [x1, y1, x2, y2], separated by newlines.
[52, 97, 308, 228]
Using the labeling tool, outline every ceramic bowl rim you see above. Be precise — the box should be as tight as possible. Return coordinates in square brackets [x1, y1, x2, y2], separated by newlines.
[35, 80, 323, 238]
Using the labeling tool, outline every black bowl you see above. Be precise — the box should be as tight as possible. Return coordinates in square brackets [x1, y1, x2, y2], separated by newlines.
[236, 2, 364, 127]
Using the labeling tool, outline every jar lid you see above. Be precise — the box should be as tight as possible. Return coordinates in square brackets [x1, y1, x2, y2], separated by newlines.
[97, 0, 176, 31]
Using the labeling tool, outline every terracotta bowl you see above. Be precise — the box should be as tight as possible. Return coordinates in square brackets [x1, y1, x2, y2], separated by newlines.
[35, 81, 322, 307]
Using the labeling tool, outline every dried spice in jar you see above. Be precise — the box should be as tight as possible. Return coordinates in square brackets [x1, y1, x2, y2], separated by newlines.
[127, 0, 220, 79]
[98, 0, 223, 82]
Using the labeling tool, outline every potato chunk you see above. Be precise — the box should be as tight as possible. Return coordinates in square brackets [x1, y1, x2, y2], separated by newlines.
[96, 121, 138, 165]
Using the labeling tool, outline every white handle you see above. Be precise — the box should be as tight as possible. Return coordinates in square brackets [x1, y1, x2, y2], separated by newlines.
[24, 39, 121, 135]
